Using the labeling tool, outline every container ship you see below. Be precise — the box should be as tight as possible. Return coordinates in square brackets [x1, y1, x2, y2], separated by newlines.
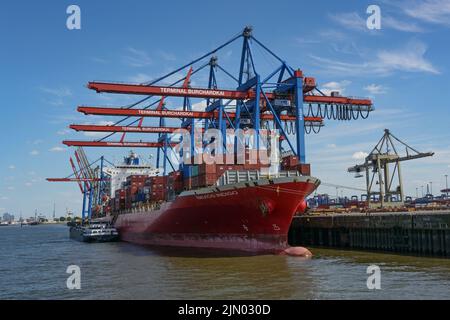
[102, 151, 320, 255]
[44, 28, 375, 255]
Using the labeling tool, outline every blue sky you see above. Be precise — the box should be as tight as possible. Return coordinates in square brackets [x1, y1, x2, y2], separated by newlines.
[1, 0, 450, 217]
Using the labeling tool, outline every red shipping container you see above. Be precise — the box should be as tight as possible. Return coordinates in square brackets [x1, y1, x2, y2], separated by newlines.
[115, 189, 126, 197]
[198, 174, 218, 187]
[126, 186, 139, 194]
[198, 163, 217, 175]
[191, 176, 199, 189]
[244, 149, 259, 163]
[282, 155, 299, 168]
[296, 163, 311, 176]
[173, 181, 184, 192]
[216, 164, 242, 176]
[183, 178, 192, 190]
[151, 183, 166, 190]
[151, 190, 166, 201]
[169, 171, 182, 178]
[154, 176, 168, 183]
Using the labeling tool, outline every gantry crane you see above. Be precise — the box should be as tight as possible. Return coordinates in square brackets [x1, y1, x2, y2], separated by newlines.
[47, 149, 111, 224]
[348, 129, 434, 208]
[58, 26, 373, 177]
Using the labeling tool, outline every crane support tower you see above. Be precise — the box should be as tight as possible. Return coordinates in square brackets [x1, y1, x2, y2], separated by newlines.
[348, 129, 434, 209]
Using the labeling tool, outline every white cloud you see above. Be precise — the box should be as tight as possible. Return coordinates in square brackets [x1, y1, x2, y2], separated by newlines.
[129, 69, 194, 87]
[364, 84, 388, 95]
[352, 151, 369, 160]
[6, 186, 15, 191]
[158, 51, 176, 61]
[49, 146, 66, 152]
[40, 86, 72, 108]
[0, 196, 8, 201]
[47, 99, 64, 107]
[329, 12, 367, 31]
[30, 150, 39, 156]
[192, 101, 207, 111]
[310, 123, 389, 147]
[403, 0, 450, 25]
[25, 182, 33, 187]
[57, 129, 71, 135]
[330, 11, 425, 33]
[8, 165, 15, 170]
[310, 40, 439, 76]
[40, 86, 72, 97]
[377, 41, 439, 74]
[383, 16, 425, 33]
[123, 47, 152, 67]
[320, 80, 351, 96]
[315, 30, 363, 56]
[160, 71, 191, 86]
[296, 37, 321, 45]
[318, 29, 351, 42]
[128, 73, 153, 84]
[223, 50, 233, 59]
[33, 139, 44, 145]
[90, 57, 108, 64]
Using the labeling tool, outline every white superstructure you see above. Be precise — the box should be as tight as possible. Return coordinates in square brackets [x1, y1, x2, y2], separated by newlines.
[104, 151, 159, 196]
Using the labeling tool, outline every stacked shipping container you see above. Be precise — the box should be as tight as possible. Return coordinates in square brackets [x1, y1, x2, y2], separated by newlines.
[146, 176, 168, 202]
[281, 155, 311, 176]
[108, 153, 310, 212]
[125, 175, 147, 209]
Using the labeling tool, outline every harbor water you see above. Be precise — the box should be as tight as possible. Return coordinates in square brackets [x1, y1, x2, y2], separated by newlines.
[1, 224, 449, 300]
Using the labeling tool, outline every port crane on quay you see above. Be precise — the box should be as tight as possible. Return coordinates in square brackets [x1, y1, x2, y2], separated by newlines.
[61, 26, 372, 173]
[348, 129, 434, 209]
[49, 26, 375, 228]
[47, 148, 112, 222]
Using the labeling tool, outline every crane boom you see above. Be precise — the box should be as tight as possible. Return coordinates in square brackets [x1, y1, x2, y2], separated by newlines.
[87, 81, 372, 106]
[77, 106, 323, 122]
[70, 124, 180, 133]
[47, 178, 105, 182]
[348, 152, 435, 172]
[63, 141, 180, 148]
[69, 157, 83, 193]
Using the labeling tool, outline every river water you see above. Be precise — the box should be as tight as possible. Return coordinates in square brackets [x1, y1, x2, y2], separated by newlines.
[0, 224, 449, 300]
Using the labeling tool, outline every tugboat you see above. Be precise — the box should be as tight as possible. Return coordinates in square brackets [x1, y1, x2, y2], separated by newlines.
[70, 222, 119, 243]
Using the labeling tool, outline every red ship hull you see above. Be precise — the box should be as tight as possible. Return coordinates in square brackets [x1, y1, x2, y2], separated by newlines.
[114, 176, 319, 254]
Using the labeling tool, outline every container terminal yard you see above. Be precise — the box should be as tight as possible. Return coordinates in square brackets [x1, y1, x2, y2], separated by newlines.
[42, 26, 448, 258]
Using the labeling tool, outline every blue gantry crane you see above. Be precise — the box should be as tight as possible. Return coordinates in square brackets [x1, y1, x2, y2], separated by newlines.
[61, 26, 373, 176]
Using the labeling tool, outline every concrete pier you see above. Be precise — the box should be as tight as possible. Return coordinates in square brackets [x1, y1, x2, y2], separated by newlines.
[288, 210, 450, 257]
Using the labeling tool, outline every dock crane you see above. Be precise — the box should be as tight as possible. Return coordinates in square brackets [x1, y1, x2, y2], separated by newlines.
[348, 129, 434, 208]
[56, 26, 374, 182]
[47, 148, 111, 224]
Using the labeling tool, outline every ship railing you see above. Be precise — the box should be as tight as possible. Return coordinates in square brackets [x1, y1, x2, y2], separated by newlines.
[218, 170, 300, 186]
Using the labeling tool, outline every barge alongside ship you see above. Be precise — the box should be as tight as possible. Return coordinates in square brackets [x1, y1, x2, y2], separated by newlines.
[70, 222, 119, 243]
